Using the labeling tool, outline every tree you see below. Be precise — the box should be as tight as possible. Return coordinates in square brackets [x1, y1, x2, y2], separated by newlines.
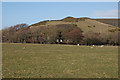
[2, 24, 28, 43]
[83, 31, 103, 45]
[64, 28, 83, 44]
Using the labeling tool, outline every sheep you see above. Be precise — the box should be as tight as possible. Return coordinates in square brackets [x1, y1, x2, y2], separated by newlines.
[90, 45, 95, 48]
[100, 45, 104, 47]
[91, 47, 93, 48]
[23, 46, 26, 49]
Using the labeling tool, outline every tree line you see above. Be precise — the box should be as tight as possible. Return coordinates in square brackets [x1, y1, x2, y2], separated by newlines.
[2, 23, 120, 45]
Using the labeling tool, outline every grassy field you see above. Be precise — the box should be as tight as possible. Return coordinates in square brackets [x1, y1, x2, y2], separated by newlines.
[2, 43, 118, 78]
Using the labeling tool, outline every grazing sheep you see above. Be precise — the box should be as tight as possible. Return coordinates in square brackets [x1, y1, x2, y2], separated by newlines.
[100, 45, 104, 47]
[91, 47, 93, 48]
[93, 45, 95, 47]
[77, 44, 79, 46]
[23, 46, 26, 49]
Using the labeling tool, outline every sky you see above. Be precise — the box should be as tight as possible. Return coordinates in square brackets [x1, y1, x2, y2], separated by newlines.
[2, 2, 118, 29]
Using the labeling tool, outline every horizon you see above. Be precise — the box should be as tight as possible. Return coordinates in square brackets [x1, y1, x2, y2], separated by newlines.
[2, 16, 119, 29]
[2, 2, 118, 29]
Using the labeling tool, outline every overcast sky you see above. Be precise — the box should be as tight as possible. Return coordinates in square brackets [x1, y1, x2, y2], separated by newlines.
[2, 2, 118, 29]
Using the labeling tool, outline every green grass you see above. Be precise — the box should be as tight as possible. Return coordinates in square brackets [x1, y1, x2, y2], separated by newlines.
[2, 43, 118, 78]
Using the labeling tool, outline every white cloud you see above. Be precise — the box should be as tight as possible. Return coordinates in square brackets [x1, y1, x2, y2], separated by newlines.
[93, 9, 119, 18]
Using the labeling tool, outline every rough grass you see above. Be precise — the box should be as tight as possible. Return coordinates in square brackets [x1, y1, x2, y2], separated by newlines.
[2, 43, 118, 78]
[35, 19, 117, 39]
[31, 19, 116, 34]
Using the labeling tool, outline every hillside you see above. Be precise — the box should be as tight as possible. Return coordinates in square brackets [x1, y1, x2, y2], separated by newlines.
[29, 17, 118, 36]
[93, 19, 119, 27]
[2, 16, 120, 45]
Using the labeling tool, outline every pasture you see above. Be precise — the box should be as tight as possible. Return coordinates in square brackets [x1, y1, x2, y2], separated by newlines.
[2, 43, 118, 78]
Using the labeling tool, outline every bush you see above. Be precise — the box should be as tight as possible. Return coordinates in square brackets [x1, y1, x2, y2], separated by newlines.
[108, 28, 120, 32]
[88, 26, 92, 28]
[93, 25, 95, 27]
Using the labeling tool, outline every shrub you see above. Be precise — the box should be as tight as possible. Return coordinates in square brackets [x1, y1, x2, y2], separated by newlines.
[93, 25, 95, 27]
[88, 26, 92, 28]
[108, 28, 120, 32]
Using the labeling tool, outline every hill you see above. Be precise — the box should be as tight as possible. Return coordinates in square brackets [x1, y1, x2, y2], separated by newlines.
[29, 17, 119, 33]
[2, 16, 120, 45]
[29, 16, 119, 37]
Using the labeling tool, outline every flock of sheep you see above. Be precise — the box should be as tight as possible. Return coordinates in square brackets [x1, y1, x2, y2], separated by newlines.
[90, 45, 104, 48]
[77, 44, 104, 48]
[23, 44, 104, 49]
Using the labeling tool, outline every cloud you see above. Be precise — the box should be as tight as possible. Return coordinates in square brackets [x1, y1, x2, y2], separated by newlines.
[93, 9, 119, 18]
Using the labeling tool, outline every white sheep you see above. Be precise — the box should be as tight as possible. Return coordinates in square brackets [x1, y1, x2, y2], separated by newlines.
[23, 46, 26, 49]
[100, 45, 104, 47]
[91, 47, 93, 48]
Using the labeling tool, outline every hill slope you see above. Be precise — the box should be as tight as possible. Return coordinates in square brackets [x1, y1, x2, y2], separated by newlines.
[29, 17, 118, 35]
[93, 19, 119, 27]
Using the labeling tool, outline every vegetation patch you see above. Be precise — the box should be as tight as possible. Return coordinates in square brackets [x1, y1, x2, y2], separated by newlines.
[108, 28, 120, 32]
[88, 26, 92, 28]
[61, 16, 89, 22]
[88, 25, 96, 28]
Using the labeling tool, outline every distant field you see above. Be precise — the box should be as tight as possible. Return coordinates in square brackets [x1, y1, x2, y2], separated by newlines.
[2, 43, 118, 78]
